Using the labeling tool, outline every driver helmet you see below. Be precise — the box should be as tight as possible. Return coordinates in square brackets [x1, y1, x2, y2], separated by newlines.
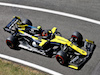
[42, 30, 48, 36]
[42, 30, 52, 39]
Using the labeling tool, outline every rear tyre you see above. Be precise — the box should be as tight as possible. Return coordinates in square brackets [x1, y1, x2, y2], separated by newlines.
[22, 19, 32, 26]
[6, 36, 19, 49]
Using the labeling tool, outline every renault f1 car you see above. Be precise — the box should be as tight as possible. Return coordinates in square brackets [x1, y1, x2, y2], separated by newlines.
[4, 16, 95, 70]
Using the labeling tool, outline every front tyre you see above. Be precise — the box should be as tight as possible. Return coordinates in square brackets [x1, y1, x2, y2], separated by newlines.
[56, 50, 68, 65]
[56, 55, 65, 65]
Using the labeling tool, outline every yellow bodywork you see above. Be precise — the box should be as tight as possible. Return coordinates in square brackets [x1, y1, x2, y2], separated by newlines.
[86, 39, 94, 44]
[39, 39, 47, 47]
[18, 29, 87, 56]
[51, 27, 57, 34]
[18, 24, 28, 30]
[51, 35, 87, 56]
[68, 65, 78, 70]
[51, 35, 68, 44]
[13, 16, 21, 19]
[18, 30, 25, 34]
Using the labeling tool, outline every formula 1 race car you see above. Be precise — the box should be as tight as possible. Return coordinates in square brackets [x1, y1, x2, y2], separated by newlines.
[4, 16, 95, 70]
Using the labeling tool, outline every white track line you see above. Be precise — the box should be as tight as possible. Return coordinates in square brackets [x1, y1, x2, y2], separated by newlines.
[0, 2, 100, 25]
[0, 54, 63, 75]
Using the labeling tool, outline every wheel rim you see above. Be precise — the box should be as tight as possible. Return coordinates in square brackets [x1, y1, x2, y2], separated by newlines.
[56, 55, 64, 64]
[58, 57, 63, 64]
[6, 40, 14, 48]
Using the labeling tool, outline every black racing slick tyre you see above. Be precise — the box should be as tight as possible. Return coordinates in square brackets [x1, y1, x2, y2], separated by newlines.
[22, 19, 32, 26]
[71, 31, 83, 42]
[6, 36, 19, 49]
[56, 50, 68, 65]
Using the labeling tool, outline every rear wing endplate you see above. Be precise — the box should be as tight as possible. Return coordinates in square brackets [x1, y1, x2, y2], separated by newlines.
[4, 16, 21, 33]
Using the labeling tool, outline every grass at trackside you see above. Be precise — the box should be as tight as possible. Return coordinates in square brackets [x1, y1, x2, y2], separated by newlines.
[0, 58, 49, 75]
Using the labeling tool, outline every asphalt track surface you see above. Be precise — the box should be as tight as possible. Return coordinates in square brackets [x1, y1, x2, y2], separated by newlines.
[0, 0, 100, 75]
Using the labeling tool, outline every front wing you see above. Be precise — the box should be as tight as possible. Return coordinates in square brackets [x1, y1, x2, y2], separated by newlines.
[68, 39, 95, 70]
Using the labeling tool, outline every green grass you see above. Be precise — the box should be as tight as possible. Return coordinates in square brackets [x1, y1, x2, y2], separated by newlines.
[0, 58, 49, 75]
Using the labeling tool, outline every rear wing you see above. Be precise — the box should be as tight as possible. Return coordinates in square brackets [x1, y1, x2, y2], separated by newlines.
[4, 16, 21, 33]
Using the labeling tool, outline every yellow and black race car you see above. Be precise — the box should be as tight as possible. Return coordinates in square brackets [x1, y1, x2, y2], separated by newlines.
[4, 16, 96, 70]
